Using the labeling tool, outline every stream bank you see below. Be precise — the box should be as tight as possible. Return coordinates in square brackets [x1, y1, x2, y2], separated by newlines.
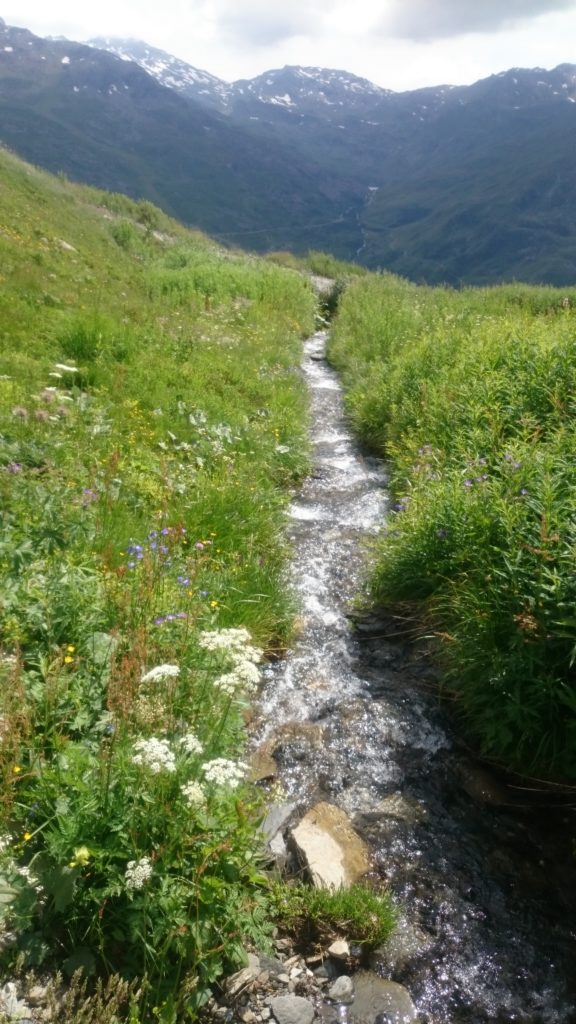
[249, 331, 576, 1024]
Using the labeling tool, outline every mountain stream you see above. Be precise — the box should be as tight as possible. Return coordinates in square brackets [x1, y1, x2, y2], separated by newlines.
[253, 331, 576, 1024]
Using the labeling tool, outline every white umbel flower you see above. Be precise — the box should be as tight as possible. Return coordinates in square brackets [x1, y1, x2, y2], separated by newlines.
[179, 732, 203, 755]
[198, 627, 252, 651]
[202, 758, 247, 789]
[125, 856, 153, 890]
[141, 664, 180, 684]
[180, 780, 206, 807]
[132, 737, 176, 773]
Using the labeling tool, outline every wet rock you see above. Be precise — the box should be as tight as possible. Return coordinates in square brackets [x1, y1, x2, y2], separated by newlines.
[327, 976, 354, 1003]
[313, 960, 341, 982]
[455, 761, 510, 806]
[290, 802, 370, 887]
[250, 744, 279, 782]
[373, 795, 426, 826]
[349, 973, 418, 1024]
[262, 803, 297, 842]
[369, 917, 433, 975]
[269, 994, 315, 1024]
[261, 802, 296, 867]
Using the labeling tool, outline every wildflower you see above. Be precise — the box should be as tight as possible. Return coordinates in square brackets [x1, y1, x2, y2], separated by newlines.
[0, 835, 11, 853]
[180, 781, 206, 807]
[233, 644, 263, 665]
[34, 409, 50, 422]
[202, 758, 247, 789]
[198, 627, 252, 651]
[132, 737, 176, 773]
[213, 672, 241, 696]
[140, 664, 180, 684]
[69, 845, 91, 868]
[12, 766, 21, 774]
[210, 600, 219, 609]
[23, 832, 32, 841]
[11, 406, 28, 419]
[64, 655, 74, 664]
[67, 645, 75, 653]
[179, 732, 203, 755]
[134, 695, 165, 727]
[125, 856, 153, 891]
[5, 463, 22, 473]
[232, 659, 261, 685]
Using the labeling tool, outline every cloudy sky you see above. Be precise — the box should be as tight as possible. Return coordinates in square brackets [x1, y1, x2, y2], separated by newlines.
[5, 0, 576, 90]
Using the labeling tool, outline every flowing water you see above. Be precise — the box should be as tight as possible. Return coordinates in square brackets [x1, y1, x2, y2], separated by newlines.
[254, 332, 576, 1024]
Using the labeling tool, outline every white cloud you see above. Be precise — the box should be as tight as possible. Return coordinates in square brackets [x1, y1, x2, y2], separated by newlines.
[381, 0, 576, 41]
[210, 0, 337, 46]
[4, 0, 576, 90]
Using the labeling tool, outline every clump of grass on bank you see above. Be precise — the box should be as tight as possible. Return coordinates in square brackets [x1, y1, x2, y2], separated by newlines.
[271, 881, 396, 950]
[0, 147, 317, 1021]
[329, 273, 576, 782]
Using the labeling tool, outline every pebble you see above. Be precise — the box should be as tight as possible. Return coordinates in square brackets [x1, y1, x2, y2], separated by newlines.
[327, 976, 355, 1004]
[327, 939, 350, 960]
[270, 994, 315, 1024]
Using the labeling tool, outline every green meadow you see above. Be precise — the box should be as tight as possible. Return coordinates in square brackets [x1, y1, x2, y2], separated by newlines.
[3, 138, 576, 1021]
[0, 148, 319, 1019]
[329, 273, 576, 783]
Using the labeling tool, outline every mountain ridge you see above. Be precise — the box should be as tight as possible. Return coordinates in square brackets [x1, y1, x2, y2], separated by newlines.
[2, 20, 576, 285]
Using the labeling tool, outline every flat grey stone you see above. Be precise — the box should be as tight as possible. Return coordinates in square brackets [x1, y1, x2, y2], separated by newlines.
[327, 975, 355, 1003]
[349, 973, 418, 1024]
[270, 994, 315, 1024]
[262, 803, 297, 841]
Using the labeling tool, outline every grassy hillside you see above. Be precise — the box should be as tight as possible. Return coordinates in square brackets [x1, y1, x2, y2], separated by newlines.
[0, 147, 319, 1018]
[329, 273, 576, 782]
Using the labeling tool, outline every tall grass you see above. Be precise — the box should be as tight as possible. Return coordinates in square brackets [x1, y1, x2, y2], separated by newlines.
[0, 148, 317, 1020]
[329, 273, 576, 781]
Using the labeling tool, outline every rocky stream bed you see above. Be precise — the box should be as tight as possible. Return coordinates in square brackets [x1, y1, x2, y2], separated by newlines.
[217, 331, 576, 1024]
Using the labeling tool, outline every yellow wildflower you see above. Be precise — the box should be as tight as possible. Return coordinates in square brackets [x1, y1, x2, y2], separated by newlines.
[23, 832, 32, 841]
[69, 845, 91, 868]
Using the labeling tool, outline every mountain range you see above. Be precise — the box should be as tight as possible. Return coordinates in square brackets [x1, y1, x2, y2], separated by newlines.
[1, 18, 576, 285]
